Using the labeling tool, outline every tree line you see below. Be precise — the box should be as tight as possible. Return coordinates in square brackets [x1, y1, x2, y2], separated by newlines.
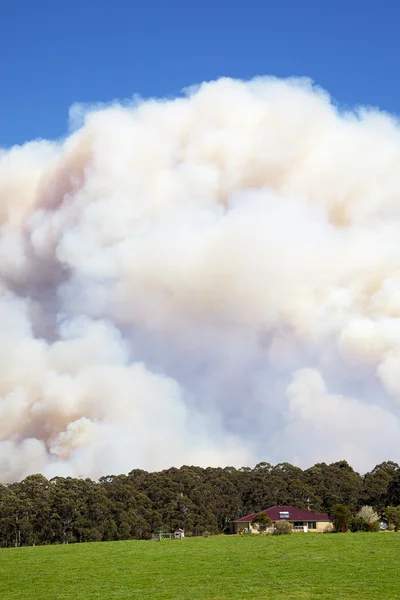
[1, 460, 400, 547]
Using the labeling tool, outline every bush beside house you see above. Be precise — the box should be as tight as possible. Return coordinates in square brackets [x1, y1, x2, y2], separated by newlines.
[272, 521, 293, 535]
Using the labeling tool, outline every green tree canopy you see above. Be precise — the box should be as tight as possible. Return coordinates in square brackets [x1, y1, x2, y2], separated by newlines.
[330, 504, 352, 532]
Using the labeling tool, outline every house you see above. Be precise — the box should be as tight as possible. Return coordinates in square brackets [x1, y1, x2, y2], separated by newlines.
[233, 505, 333, 533]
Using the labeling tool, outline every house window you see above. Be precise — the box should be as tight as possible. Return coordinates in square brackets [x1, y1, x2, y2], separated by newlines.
[293, 522, 304, 527]
[279, 511, 290, 519]
[308, 521, 316, 529]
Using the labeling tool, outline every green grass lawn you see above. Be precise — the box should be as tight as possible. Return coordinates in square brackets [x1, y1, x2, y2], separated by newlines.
[1, 533, 399, 600]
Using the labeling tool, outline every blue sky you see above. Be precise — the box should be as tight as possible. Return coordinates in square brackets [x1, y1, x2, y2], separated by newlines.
[1, 0, 399, 147]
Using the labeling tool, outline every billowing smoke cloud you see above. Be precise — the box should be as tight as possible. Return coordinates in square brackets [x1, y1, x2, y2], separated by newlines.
[1, 76, 400, 482]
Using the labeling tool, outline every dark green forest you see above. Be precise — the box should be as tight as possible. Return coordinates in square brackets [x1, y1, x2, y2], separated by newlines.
[1, 460, 400, 547]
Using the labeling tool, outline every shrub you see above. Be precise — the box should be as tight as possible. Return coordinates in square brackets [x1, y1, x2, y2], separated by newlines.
[351, 506, 380, 533]
[350, 517, 380, 532]
[385, 506, 400, 532]
[350, 517, 365, 532]
[356, 506, 380, 524]
[272, 521, 293, 535]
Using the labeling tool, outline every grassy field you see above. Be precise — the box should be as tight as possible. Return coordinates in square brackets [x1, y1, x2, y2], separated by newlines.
[1, 533, 399, 600]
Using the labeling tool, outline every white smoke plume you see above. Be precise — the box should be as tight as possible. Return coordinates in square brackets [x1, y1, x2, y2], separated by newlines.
[1, 76, 400, 483]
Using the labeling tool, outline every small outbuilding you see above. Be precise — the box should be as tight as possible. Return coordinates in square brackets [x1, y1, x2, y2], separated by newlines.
[174, 528, 185, 539]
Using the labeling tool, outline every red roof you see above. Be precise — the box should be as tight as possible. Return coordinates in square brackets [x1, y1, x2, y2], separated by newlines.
[233, 505, 330, 523]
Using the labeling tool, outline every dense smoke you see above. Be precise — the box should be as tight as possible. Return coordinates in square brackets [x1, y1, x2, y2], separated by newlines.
[1, 76, 400, 483]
